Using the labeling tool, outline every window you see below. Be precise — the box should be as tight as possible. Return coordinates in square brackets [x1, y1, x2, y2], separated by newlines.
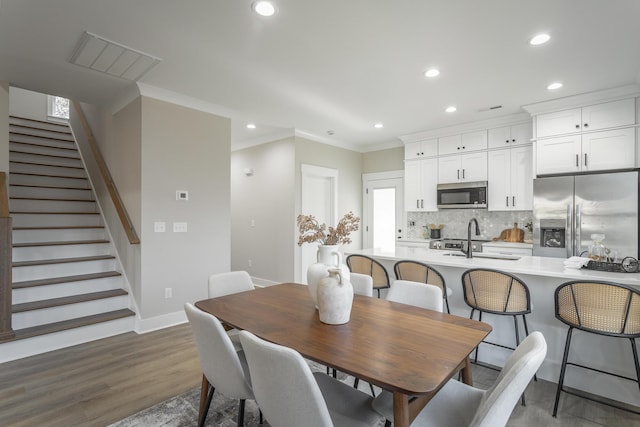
[47, 95, 70, 120]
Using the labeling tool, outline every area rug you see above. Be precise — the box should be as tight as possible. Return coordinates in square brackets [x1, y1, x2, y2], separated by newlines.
[109, 362, 385, 427]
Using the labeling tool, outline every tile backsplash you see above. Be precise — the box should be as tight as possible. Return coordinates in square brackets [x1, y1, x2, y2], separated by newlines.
[406, 209, 532, 241]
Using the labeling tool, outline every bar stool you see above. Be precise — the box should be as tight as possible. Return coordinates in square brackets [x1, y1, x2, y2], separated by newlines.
[346, 254, 390, 298]
[553, 280, 640, 417]
[394, 260, 451, 313]
[461, 268, 534, 405]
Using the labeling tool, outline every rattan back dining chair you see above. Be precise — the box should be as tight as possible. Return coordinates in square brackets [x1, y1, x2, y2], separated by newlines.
[394, 260, 451, 313]
[346, 254, 390, 298]
[461, 268, 534, 405]
[553, 280, 640, 417]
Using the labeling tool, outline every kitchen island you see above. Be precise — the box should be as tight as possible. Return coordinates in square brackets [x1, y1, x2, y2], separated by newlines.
[346, 246, 640, 409]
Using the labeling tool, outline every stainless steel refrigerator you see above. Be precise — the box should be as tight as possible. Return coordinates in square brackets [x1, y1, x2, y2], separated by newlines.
[533, 171, 639, 259]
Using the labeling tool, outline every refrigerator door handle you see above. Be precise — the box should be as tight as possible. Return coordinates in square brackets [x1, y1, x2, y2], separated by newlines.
[567, 204, 573, 257]
[576, 204, 582, 256]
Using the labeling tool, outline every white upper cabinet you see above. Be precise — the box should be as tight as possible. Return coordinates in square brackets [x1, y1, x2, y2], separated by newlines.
[404, 158, 438, 211]
[488, 123, 532, 149]
[488, 146, 532, 211]
[536, 98, 635, 138]
[438, 151, 487, 184]
[404, 139, 438, 160]
[438, 130, 487, 155]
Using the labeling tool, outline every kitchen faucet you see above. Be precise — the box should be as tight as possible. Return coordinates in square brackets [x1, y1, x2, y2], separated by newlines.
[462, 218, 481, 258]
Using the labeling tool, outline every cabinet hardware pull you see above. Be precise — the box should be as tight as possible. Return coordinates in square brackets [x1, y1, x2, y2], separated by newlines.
[462, 146, 466, 149]
[575, 154, 579, 167]
[584, 153, 588, 166]
[457, 169, 460, 179]
[462, 169, 465, 179]
[506, 196, 509, 206]
[575, 124, 580, 129]
[584, 123, 589, 128]
[505, 139, 509, 143]
[512, 196, 515, 206]
[421, 199, 424, 208]
[417, 200, 420, 209]
[512, 138, 516, 142]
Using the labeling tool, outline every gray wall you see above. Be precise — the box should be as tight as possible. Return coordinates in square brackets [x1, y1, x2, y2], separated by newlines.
[362, 146, 404, 173]
[0, 82, 8, 173]
[9, 87, 48, 121]
[231, 138, 295, 284]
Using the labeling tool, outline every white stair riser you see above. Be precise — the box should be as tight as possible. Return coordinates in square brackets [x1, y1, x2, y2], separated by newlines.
[0, 317, 134, 364]
[10, 185, 94, 200]
[9, 174, 90, 189]
[12, 295, 129, 329]
[9, 118, 70, 132]
[13, 243, 112, 262]
[12, 213, 102, 227]
[10, 199, 97, 213]
[10, 133, 76, 149]
[13, 259, 116, 282]
[13, 228, 106, 243]
[13, 276, 123, 304]
[10, 125, 74, 141]
[11, 152, 83, 168]
[10, 162, 86, 178]
[9, 142, 79, 159]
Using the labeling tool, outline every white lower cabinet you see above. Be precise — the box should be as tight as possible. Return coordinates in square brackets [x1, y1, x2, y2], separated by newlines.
[482, 242, 533, 256]
[438, 152, 487, 183]
[488, 146, 532, 211]
[404, 158, 437, 212]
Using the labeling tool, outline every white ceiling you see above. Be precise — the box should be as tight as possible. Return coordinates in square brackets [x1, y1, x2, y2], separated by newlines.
[1, 0, 639, 151]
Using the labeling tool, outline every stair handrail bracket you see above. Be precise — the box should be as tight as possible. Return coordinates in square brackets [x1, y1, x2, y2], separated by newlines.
[70, 101, 140, 245]
[0, 171, 16, 341]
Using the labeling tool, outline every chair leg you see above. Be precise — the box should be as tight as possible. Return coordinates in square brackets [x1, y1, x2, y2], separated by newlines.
[237, 399, 245, 427]
[553, 327, 574, 417]
[513, 315, 526, 406]
[332, 368, 337, 378]
[630, 338, 640, 393]
[199, 384, 215, 427]
[474, 310, 483, 364]
[259, 409, 263, 424]
[369, 382, 376, 397]
[353, 377, 359, 389]
[444, 295, 451, 313]
[384, 420, 392, 427]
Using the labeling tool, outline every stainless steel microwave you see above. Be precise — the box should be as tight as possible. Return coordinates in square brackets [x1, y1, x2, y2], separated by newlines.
[437, 181, 488, 209]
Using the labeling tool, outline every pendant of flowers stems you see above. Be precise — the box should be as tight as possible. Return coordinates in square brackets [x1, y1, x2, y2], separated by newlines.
[297, 211, 360, 246]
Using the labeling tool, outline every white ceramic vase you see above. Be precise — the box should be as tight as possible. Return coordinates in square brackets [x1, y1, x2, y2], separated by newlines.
[307, 245, 350, 308]
[317, 268, 354, 325]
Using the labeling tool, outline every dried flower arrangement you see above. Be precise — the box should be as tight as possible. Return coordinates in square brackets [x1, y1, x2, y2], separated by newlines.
[297, 211, 360, 246]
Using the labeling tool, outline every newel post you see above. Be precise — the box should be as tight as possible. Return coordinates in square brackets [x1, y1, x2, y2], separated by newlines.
[0, 171, 14, 341]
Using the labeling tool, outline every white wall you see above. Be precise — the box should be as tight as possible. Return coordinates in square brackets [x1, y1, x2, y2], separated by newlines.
[0, 82, 8, 173]
[9, 87, 48, 121]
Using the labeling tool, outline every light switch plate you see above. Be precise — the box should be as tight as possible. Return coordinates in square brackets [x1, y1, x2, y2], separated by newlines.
[173, 222, 188, 232]
[176, 190, 189, 201]
[154, 221, 166, 232]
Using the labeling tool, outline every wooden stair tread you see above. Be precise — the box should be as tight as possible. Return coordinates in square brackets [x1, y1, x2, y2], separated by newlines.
[9, 131, 75, 144]
[14, 239, 109, 248]
[10, 183, 92, 191]
[13, 271, 122, 289]
[13, 289, 128, 313]
[10, 149, 80, 160]
[13, 255, 115, 267]
[10, 196, 95, 202]
[10, 160, 84, 170]
[9, 140, 78, 152]
[13, 225, 104, 230]
[9, 171, 88, 180]
[10, 309, 135, 341]
[10, 211, 99, 215]
[10, 116, 72, 131]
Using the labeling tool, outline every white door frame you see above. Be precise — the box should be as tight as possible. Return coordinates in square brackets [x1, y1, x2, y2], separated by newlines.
[362, 170, 404, 249]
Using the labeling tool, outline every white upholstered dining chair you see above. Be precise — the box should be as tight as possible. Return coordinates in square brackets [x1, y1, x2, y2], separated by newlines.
[184, 303, 257, 427]
[350, 272, 374, 297]
[386, 279, 444, 312]
[372, 331, 547, 427]
[239, 330, 383, 427]
[208, 270, 255, 350]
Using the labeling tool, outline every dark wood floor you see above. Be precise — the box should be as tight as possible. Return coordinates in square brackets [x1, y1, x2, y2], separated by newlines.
[0, 324, 202, 427]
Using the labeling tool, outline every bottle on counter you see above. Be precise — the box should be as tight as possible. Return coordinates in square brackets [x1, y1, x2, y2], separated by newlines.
[588, 234, 606, 262]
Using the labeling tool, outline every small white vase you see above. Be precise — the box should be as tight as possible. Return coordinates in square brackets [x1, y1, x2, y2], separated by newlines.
[317, 268, 354, 325]
[307, 245, 350, 308]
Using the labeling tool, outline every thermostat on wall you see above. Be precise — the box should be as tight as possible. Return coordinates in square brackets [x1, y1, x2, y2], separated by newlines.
[176, 190, 189, 201]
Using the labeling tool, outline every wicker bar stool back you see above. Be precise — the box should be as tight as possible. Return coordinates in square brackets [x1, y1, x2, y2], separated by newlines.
[553, 280, 640, 417]
[394, 260, 451, 313]
[346, 254, 390, 298]
[461, 268, 534, 405]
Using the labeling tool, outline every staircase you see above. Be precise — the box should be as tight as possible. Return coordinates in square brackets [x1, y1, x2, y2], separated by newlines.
[2, 116, 135, 362]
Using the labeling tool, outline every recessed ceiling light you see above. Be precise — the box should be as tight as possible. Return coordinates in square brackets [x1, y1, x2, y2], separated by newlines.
[547, 82, 563, 90]
[424, 68, 440, 78]
[445, 106, 457, 113]
[246, 123, 256, 129]
[252, 1, 276, 17]
[529, 33, 550, 45]
[374, 123, 384, 129]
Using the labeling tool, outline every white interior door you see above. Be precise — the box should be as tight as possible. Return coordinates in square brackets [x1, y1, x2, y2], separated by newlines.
[300, 164, 338, 283]
[363, 171, 403, 250]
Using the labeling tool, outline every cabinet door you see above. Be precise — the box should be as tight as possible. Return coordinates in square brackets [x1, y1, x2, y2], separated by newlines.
[438, 156, 462, 183]
[582, 127, 636, 172]
[404, 141, 422, 160]
[460, 151, 487, 182]
[421, 138, 438, 157]
[510, 122, 533, 146]
[420, 157, 438, 211]
[488, 126, 511, 149]
[487, 149, 510, 211]
[536, 135, 581, 175]
[461, 130, 488, 151]
[582, 98, 635, 131]
[404, 160, 423, 210]
[438, 135, 462, 156]
[510, 146, 533, 210]
[536, 108, 581, 138]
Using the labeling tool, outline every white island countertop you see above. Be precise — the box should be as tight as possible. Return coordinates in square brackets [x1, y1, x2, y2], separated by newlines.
[346, 246, 640, 287]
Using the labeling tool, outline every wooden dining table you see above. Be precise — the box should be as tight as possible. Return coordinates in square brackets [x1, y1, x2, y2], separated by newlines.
[195, 282, 491, 427]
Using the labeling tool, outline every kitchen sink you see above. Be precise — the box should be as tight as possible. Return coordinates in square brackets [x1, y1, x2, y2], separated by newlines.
[441, 251, 521, 261]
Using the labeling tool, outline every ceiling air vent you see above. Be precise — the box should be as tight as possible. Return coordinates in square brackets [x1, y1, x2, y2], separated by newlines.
[69, 31, 161, 81]
[477, 105, 503, 112]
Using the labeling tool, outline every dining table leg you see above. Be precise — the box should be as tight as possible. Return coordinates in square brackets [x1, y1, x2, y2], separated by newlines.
[198, 374, 209, 426]
[460, 355, 474, 386]
[392, 391, 410, 427]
